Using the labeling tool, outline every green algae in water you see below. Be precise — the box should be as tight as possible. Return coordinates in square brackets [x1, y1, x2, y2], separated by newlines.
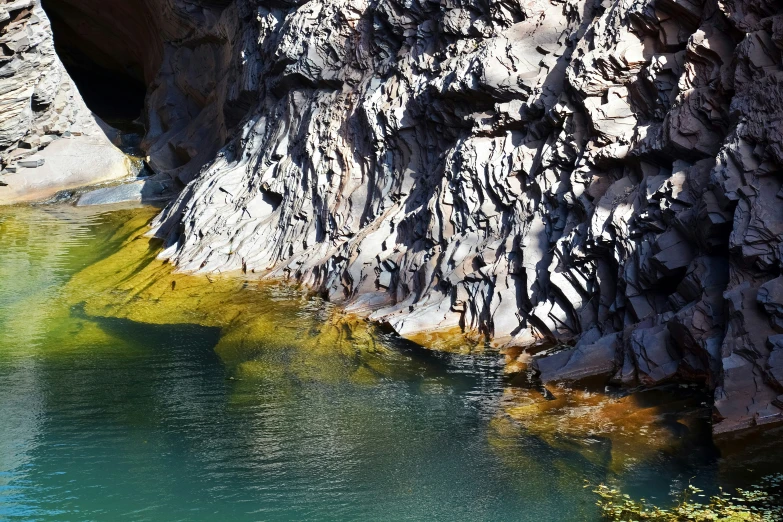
[0, 203, 779, 521]
[0, 205, 160, 358]
[594, 476, 783, 521]
[61, 212, 413, 386]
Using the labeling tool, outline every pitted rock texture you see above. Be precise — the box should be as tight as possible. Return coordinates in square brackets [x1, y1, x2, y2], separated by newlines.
[147, 0, 783, 436]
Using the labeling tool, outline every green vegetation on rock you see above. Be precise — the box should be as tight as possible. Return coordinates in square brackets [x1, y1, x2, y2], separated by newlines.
[594, 475, 783, 521]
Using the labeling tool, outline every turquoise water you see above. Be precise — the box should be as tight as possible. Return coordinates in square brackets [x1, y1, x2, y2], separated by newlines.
[0, 204, 764, 521]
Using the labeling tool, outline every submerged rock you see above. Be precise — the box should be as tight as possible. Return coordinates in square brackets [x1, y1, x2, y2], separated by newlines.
[533, 334, 622, 386]
[493, 385, 714, 473]
[76, 179, 168, 207]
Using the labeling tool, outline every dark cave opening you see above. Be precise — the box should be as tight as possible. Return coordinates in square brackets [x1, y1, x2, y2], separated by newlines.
[40, 0, 149, 126]
[58, 52, 148, 125]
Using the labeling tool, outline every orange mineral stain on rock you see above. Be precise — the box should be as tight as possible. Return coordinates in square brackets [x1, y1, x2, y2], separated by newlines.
[403, 326, 485, 354]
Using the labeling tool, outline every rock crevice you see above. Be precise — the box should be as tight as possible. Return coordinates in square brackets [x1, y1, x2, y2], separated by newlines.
[151, 0, 783, 436]
[2, 0, 783, 436]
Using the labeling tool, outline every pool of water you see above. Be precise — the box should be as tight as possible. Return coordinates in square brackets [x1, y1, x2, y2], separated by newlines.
[0, 204, 772, 521]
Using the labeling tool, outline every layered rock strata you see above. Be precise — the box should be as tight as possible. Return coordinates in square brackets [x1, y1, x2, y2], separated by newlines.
[2, 0, 783, 436]
[0, 0, 130, 203]
[40, 0, 241, 185]
[147, 0, 783, 436]
[0, 0, 234, 202]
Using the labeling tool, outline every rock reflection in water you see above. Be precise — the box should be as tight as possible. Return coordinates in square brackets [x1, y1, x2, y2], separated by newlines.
[2, 204, 776, 521]
[62, 211, 423, 385]
[65, 206, 719, 474]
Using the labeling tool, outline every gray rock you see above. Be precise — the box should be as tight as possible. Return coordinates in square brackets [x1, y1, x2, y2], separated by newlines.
[0, 1, 131, 203]
[76, 180, 168, 207]
[631, 324, 680, 386]
[534, 333, 621, 385]
[0, 137, 131, 205]
[2, 0, 783, 436]
[145, 0, 783, 436]
[17, 158, 45, 168]
[758, 277, 783, 333]
[768, 335, 783, 391]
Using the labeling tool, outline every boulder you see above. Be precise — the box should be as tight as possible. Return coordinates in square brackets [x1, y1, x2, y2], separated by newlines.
[0, 136, 131, 205]
[534, 333, 621, 385]
[76, 179, 169, 207]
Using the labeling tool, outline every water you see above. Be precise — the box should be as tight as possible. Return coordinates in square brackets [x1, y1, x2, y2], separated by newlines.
[0, 204, 769, 521]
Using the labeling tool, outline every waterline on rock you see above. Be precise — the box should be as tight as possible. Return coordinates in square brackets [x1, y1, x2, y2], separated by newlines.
[0, 204, 780, 521]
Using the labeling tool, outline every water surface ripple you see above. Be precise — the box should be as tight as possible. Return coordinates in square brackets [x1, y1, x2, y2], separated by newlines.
[0, 205, 751, 521]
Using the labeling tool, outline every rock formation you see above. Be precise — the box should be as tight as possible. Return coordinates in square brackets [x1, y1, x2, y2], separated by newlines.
[2, 0, 783, 436]
[0, 0, 131, 203]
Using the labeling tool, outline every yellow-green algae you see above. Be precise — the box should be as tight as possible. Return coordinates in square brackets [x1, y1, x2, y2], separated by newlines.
[404, 326, 485, 355]
[2, 204, 715, 480]
[61, 208, 412, 385]
[5, 204, 783, 522]
[0, 205, 160, 359]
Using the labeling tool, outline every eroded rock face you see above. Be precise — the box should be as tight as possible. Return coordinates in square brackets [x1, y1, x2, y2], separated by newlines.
[0, 0, 130, 202]
[3, 0, 782, 436]
[147, 0, 783, 431]
[143, 0, 783, 435]
[1, 1, 83, 150]
[1, 0, 238, 199]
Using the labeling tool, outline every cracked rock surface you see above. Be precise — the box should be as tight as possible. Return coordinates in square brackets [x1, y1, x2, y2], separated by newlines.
[2, 0, 782, 436]
[146, 0, 783, 435]
[0, 0, 130, 202]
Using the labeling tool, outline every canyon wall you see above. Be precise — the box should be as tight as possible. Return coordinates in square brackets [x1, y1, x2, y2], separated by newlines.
[41, 0, 259, 186]
[150, 0, 783, 436]
[0, 0, 238, 200]
[2, 0, 783, 436]
[1, 0, 90, 152]
[0, 0, 130, 203]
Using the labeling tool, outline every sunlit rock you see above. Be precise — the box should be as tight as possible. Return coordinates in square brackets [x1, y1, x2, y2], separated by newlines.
[2, 0, 782, 436]
[0, 2, 132, 203]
